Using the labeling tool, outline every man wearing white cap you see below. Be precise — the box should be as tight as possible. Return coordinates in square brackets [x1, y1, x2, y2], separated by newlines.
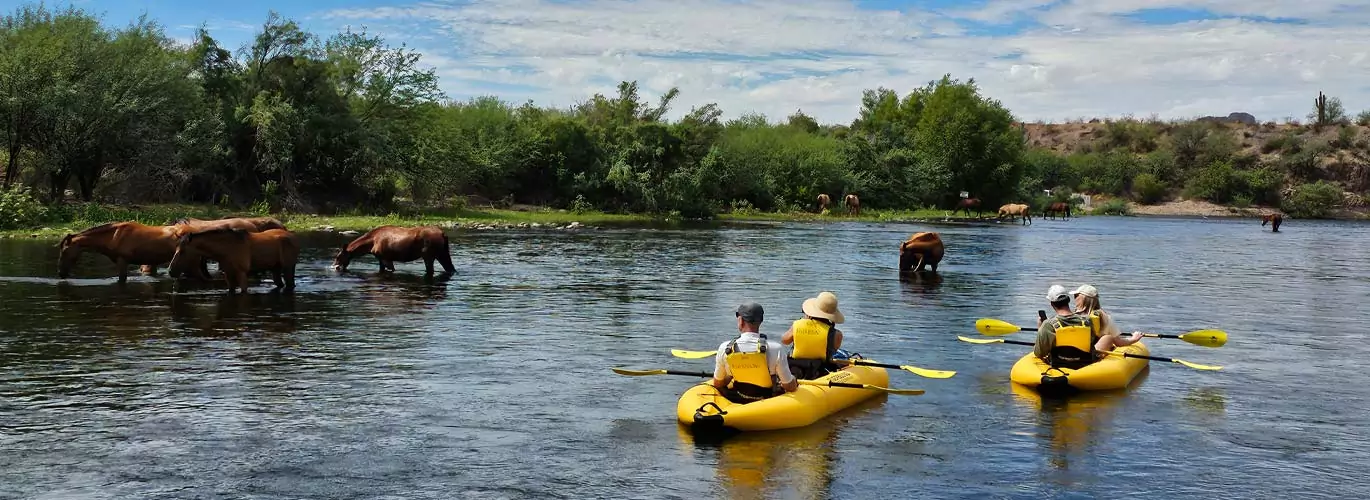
[711, 302, 799, 402]
[1034, 284, 1091, 364]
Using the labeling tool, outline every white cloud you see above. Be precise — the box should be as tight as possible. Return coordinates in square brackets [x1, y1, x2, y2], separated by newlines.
[318, 0, 1370, 124]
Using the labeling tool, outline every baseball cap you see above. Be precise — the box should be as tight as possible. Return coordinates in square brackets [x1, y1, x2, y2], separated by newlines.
[736, 302, 764, 323]
[1046, 285, 1070, 302]
[1071, 284, 1098, 298]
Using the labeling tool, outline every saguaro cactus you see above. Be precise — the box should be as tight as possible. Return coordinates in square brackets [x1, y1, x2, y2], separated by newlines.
[1315, 91, 1328, 126]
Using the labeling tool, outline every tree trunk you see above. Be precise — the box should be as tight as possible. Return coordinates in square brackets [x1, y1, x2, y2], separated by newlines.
[48, 170, 70, 201]
[3, 140, 19, 189]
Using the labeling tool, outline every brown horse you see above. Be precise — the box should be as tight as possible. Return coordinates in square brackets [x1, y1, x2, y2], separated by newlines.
[143, 216, 291, 278]
[957, 198, 982, 217]
[59, 222, 190, 282]
[817, 194, 831, 213]
[332, 225, 455, 274]
[899, 232, 944, 273]
[997, 203, 1032, 225]
[1262, 213, 1283, 232]
[1044, 202, 1072, 220]
[169, 228, 299, 294]
[845, 194, 860, 216]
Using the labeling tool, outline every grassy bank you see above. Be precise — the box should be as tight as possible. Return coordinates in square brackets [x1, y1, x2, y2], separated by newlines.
[16, 199, 1351, 240]
[0, 203, 994, 239]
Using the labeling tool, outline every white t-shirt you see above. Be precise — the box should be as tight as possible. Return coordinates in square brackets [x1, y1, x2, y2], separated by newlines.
[713, 331, 796, 384]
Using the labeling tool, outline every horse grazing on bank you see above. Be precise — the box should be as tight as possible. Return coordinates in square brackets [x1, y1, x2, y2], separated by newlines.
[817, 194, 831, 213]
[898, 232, 944, 273]
[331, 225, 455, 274]
[997, 204, 1032, 225]
[957, 198, 983, 218]
[170, 228, 299, 294]
[1044, 202, 1072, 220]
[845, 194, 860, 216]
[59, 221, 191, 282]
[1262, 213, 1283, 232]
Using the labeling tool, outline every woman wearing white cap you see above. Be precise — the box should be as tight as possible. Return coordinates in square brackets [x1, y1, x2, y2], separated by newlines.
[1071, 284, 1143, 353]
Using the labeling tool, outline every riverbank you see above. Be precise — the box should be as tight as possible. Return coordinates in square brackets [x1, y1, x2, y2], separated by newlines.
[1125, 198, 1370, 219]
[0, 204, 970, 239]
[4, 200, 1364, 239]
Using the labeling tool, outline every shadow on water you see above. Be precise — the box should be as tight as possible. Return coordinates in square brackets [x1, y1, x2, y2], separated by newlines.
[677, 394, 888, 500]
[898, 270, 943, 294]
[1009, 368, 1151, 472]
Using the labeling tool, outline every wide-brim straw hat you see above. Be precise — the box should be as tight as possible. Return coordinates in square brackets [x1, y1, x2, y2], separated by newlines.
[801, 291, 845, 324]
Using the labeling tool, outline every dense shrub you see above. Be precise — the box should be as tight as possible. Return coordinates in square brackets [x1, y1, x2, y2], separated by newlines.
[1132, 173, 1167, 204]
[1282, 181, 1343, 218]
[1183, 161, 1244, 204]
[1094, 198, 1130, 215]
[0, 186, 47, 229]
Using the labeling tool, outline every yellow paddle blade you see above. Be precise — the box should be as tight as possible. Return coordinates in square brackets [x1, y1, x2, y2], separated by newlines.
[670, 349, 717, 359]
[611, 368, 667, 376]
[1178, 330, 1228, 348]
[957, 335, 1004, 344]
[898, 365, 957, 379]
[975, 318, 1027, 336]
[1173, 359, 1224, 371]
[799, 379, 924, 395]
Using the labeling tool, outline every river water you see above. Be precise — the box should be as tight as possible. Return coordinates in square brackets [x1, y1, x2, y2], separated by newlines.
[1, 216, 1366, 499]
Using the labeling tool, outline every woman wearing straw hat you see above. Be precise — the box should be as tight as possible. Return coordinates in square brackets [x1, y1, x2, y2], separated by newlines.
[781, 291, 846, 379]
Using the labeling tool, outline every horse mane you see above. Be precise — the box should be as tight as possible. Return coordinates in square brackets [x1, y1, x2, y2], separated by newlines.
[60, 222, 132, 247]
[342, 230, 378, 252]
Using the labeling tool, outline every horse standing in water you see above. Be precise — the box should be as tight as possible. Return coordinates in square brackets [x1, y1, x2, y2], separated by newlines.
[59, 222, 189, 282]
[141, 216, 291, 278]
[997, 203, 1032, 225]
[331, 225, 455, 274]
[844, 194, 860, 216]
[1262, 213, 1283, 232]
[1044, 202, 1072, 220]
[169, 228, 299, 294]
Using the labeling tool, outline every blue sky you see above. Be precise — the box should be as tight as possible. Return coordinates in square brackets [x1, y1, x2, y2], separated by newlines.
[15, 0, 1370, 124]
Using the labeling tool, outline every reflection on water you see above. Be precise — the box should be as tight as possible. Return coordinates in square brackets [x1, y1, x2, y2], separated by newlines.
[3, 217, 1370, 498]
[1010, 370, 1148, 472]
[680, 395, 887, 500]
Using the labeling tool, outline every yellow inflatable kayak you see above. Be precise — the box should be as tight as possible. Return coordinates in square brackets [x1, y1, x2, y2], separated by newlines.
[676, 363, 889, 432]
[1010, 342, 1150, 393]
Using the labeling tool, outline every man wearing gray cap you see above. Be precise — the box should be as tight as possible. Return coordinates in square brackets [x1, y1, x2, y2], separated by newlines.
[1034, 285, 1091, 365]
[711, 302, 799, 402]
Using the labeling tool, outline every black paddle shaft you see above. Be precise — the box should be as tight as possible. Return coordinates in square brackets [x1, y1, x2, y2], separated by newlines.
[665, 370, 713, 377]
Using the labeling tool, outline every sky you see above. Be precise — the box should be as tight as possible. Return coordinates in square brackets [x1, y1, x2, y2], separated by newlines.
[19, 0, 1370, 125]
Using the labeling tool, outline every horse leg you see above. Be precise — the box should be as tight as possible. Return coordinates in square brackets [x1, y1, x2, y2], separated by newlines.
[235, 270, 249, 294]
[439, 251, 456, 274]
[272, 269, 284, 288]
[116, 257, 129, 283]
[424, 256, 435, 274]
